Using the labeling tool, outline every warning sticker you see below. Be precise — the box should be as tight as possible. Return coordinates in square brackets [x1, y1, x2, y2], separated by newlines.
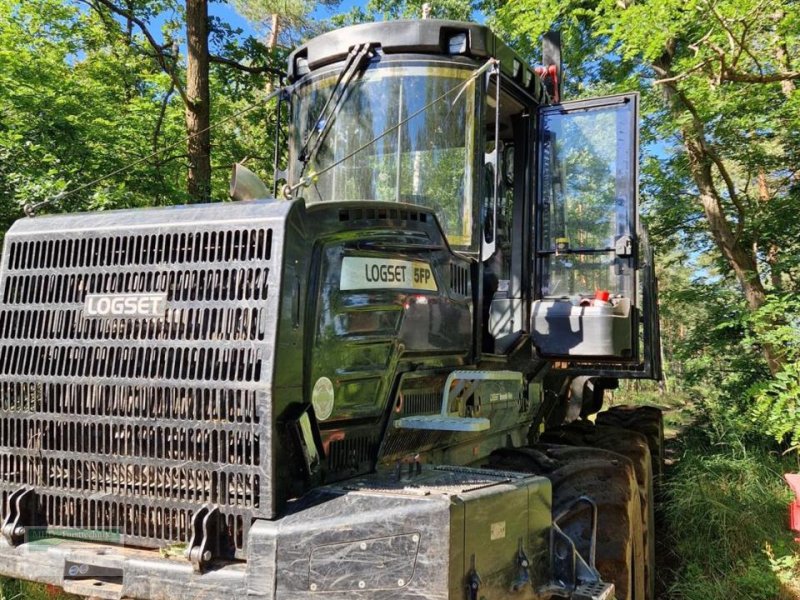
[340, 257, 438, 292]
[490, 521, 507, 541]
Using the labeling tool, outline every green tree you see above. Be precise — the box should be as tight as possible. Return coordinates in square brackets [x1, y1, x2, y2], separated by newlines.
[0, 0, 186, 225]
[333, 0, 478, 24]
[231, 0, 341, 48]
[85, 0, 283, 202]
[492, 0, 800, 373]
[0, 0, 282, 220]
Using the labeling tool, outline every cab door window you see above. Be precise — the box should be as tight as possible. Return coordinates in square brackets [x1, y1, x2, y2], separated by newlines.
[537, 94, 638, 301]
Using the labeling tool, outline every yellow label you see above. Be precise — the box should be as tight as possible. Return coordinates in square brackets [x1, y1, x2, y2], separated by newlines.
[340, 257, 438, 292]
[490, 521, 506, 541]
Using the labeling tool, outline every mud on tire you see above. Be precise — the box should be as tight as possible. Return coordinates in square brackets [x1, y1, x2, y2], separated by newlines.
[488, 445, 646, 600]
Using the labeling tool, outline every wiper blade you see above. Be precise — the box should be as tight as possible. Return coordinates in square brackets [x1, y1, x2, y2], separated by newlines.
[298, 42, 376, 172]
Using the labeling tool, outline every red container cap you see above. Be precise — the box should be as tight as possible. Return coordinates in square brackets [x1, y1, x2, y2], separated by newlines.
[595, 290, 610, 302]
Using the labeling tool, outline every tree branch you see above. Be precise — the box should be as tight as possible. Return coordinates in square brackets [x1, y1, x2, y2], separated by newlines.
[83, 0, 190, 107]
[704, 144, 747, 242]
[653, 58, 712, 84]
[720, 69, 800, 83]
[655, 66, 748, 243]
[209, 54, 285, 78]
[152, 84, 176, 157]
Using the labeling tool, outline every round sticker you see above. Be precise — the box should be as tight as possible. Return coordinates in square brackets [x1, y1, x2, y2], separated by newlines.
[312, 377, 335, 421]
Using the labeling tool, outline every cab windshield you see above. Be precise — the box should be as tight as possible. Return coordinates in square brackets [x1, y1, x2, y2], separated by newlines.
[291, 63, 479, 251]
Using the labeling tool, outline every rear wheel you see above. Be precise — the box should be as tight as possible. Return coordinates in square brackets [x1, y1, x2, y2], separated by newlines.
[541, 421, 656, 600]
[488, 444, 646, 600]
[597, 405, 665, 486]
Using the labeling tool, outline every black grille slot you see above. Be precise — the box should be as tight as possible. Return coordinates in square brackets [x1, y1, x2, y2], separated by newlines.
[337, 207, 428, 223]
[0, 382, 257, 422]
[0, 344, 263, 381]
[327, 434, 378, 473]
[7, 228, 272, 270]
[0, 221, 278, 557]
[3, 267, 269, 304]
[0, 307, 266, 342]
[400, 389, 440, 415]
[450, 263, 470, 297]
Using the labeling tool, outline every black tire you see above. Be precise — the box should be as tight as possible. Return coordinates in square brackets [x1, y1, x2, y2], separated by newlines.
[488, 444, 646, 600]
[597, 405, 665, 486]
[540, 422, 656, 600]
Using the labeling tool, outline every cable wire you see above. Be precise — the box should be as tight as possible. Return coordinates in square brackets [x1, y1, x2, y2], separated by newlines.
[23, 85, 289, 217]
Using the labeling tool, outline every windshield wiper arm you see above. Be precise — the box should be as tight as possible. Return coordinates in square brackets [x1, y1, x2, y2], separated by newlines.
[298, 43, 376, 173]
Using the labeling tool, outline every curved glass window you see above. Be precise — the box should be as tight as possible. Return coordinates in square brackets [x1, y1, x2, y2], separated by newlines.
[291, 63, 479, 251]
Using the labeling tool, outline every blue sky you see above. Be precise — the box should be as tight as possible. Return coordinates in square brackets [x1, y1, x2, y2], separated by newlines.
[136, 1, 366, 47]
[211, 0, 365, 39]
[210, 2, 256, 35]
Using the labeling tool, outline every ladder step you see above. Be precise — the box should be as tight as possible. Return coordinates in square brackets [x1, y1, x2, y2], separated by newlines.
[393, 416, 490, 432]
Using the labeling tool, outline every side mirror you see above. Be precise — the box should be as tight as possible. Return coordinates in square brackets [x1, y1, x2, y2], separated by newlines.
[230, 164, 271, 202]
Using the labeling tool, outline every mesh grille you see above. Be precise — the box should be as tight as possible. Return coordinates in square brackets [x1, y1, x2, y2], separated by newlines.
[0, 218, 279, 558]
[449, 263, 470, 297]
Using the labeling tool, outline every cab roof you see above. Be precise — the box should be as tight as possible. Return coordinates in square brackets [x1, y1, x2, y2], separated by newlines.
[287, 19, 545, 101]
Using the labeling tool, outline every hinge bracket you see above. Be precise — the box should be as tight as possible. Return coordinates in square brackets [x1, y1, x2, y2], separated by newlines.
[186, 505, 222, 573]
[1, 487, 37, 546]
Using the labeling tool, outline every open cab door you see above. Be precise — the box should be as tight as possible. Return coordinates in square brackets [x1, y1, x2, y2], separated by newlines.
[532, 93, 661, 378]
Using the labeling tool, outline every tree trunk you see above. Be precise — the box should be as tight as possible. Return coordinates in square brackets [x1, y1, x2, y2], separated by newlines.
[682, 136, 765, 308]
[267, 13, 280, 50]
[775, 10, 796, 99]
[185, 0, 211, 202]
[757, 170, 783, 291]
[264, 14, 280, 95]
[682, 125, 785, 373]
[653, 56, 783, 373]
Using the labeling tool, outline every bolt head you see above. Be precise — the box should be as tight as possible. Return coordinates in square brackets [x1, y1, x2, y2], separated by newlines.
[397, 579, 405, 587]
[310, 583, 318, 591]
[202, 550, 212, 562]
[358, 581, 366, 589]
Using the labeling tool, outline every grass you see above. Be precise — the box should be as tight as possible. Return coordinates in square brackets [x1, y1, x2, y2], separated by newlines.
[614, 383, 800, 600]
[665, 444, 798, 599]
[0, 577, 77, 600]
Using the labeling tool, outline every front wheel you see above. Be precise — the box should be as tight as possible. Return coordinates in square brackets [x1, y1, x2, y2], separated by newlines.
[488, 444, 646, 600]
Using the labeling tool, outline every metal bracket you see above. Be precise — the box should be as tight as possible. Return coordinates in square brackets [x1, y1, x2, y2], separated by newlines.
[1, 487, 37, 546]
[614, 234, 634, 258]
[186, 505, 221, 573]
[510, 543, 531, 592]
[466, 568, 482, 600]
[551, 496, 602, 589]
[394, 370, 523, 432]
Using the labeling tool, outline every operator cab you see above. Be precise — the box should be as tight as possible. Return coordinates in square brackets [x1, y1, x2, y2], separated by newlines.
[286, 20, 660, 379]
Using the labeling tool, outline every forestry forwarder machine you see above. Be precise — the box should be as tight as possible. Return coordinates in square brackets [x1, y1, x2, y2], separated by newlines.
[0, 18, 664, 600]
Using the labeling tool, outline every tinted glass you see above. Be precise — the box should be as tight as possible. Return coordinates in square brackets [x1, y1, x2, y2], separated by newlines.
[538, 96, 636, 298]
[291, 64, 479, 250]
[540, 106, 632, 252]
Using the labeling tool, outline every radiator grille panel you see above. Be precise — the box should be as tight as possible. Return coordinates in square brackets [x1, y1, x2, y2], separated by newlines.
[0, 213, 281, 558]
